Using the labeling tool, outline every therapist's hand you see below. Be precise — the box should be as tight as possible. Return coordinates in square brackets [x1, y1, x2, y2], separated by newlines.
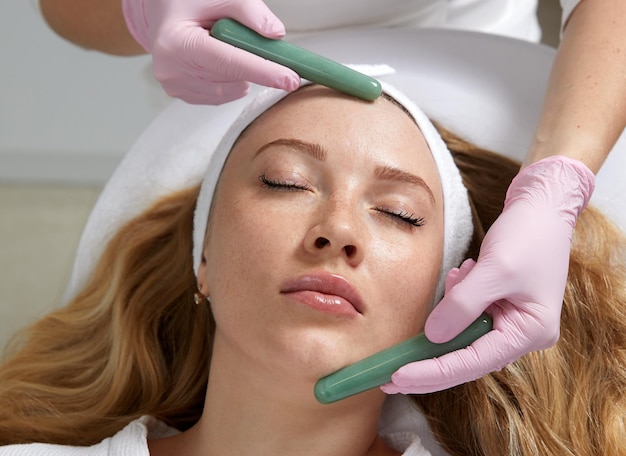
[381, 156, 595, 394]
[122, 0, 300, 104]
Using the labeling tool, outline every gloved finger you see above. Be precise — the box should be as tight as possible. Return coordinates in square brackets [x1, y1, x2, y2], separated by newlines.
[380, 347, 488, 395]
[216, 0, 287, 38]
[385, 312, 525, 394]
[184, 30, 300, 91]
[425, 258, 506, 343]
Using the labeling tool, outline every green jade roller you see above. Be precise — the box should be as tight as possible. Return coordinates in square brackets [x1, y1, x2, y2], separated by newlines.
[314, 313, 493, 404]
[210, 18, 382, 101]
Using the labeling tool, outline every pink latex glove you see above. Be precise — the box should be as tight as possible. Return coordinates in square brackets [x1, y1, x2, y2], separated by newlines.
[382, 156, 595, 394]
[122, 0, 300, 104]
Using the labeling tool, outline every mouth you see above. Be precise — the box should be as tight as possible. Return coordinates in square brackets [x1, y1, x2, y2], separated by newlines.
[280, 272, 364, 317]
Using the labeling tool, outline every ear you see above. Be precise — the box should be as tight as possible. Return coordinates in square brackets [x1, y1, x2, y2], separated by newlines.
[197, 252, 210, 296]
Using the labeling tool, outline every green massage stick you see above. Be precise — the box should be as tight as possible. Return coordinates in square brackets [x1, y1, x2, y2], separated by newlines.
[314, 313, 493, 404]
[210, 18, 383, 101]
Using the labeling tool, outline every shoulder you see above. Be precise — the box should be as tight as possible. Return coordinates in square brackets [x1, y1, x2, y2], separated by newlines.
[560, 0, 583, 29]
[0, 416, 178, 456]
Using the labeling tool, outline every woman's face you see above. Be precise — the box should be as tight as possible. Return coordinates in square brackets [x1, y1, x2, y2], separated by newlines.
[199, 86, 444, 383]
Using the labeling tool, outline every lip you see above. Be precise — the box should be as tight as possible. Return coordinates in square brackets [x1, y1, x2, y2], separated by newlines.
[280, 272, 365, 317]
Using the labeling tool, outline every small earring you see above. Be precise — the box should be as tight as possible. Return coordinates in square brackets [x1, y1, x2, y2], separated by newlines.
[194, 291, 209, 305]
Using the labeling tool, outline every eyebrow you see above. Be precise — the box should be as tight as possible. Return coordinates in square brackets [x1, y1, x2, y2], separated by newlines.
[375, 165, 436, 204]
[255, 138, 435, 203]
[254, 138, 327, 161]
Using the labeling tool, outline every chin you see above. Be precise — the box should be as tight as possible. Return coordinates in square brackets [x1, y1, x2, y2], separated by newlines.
[284, 334, 385, 382]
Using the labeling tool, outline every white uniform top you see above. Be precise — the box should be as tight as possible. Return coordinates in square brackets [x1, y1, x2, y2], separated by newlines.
[267, 0, 585, 42]
[267, 0, 542, 42]
[32, 0, 582, 41]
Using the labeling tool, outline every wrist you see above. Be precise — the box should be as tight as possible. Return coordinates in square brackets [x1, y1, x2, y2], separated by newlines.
[506, 156, 595, 222]
[121, 0, 151, 51]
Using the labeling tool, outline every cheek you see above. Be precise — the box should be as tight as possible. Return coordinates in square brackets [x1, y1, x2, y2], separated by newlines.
[368, 230, 443, 338]
[205, 195, 298, 305]
[203, 205, 269, 340]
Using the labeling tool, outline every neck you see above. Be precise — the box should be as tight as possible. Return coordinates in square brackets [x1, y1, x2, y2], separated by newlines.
[150, 335, 397, 456]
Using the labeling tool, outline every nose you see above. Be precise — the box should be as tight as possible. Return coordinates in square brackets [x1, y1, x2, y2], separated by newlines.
[303, 198, 365, 266]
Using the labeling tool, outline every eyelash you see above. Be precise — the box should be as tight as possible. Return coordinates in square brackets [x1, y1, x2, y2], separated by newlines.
[377, 208, 426, 227]
[259, 174, 425, 228]
[259, 173, 310, 191]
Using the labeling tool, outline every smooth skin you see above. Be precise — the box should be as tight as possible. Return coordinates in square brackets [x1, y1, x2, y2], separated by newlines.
[40, 0, 142, 55]
[149, 86, 444, 456]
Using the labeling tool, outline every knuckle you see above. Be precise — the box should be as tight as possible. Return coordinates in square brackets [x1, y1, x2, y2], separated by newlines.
[492, 252, 519, 282]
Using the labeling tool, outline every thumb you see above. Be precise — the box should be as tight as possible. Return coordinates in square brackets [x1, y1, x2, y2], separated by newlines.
[426, 259, 498, 343]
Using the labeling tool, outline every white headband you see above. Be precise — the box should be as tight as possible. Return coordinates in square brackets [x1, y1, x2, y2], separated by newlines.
[192, 80, 473, 301]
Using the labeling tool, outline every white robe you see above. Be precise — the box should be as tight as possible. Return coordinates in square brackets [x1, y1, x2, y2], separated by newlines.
[0, 396, 451, 455]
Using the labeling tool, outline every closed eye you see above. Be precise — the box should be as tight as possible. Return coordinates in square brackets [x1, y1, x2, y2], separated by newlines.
[259, 173, 311, 192]
[376, 207, 425, 227]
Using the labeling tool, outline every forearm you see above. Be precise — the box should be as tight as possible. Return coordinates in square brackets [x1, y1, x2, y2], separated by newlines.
[39, 0, 145, 55]
[524, 0, 626, 173]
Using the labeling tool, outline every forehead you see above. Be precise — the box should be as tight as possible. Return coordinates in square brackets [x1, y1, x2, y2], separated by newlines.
[229, 86, 443, 201]
[250, 85, 418, 134]
[239, 86, 431, 160]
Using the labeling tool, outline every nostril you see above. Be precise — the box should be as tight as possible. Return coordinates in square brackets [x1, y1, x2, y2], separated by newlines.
[312, 237, 358, 259]
[315, 237, 330, 249]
